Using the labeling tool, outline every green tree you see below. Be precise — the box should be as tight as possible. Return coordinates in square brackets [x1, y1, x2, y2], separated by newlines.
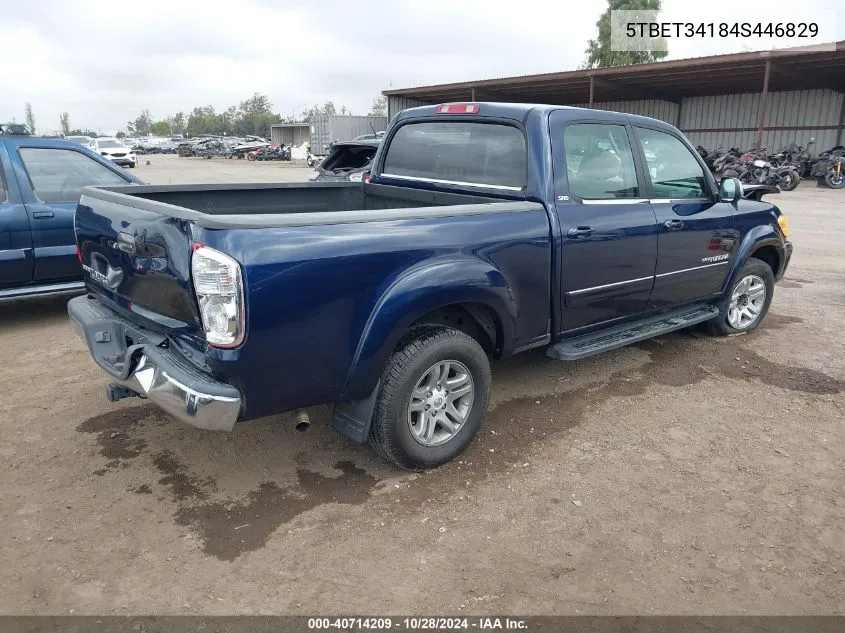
[368, 96, 387, 117]
[115, 131, 126, 138]
[59, 112, 70, 136]
[68, 128, 98, 137]
[301, 102, 342, 122]
[169, 111, 186, 134]
[128, 109, 152, 136]
[25, 103, 35, 134]
[150, 120, 171, 136]
[584, 0, 667, 68]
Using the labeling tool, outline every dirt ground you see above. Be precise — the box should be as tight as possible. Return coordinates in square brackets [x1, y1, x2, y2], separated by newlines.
[1, 157, 843, 615]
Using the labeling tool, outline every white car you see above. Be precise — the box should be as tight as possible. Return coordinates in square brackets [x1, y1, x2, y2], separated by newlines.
[89, 137, 136, 168]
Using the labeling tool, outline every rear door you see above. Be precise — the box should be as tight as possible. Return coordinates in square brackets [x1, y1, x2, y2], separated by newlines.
[0, 140, 34, 287]
[631, 126, 738, 308]
[550, 115, 658, 332]
[14, 145, 131, 282]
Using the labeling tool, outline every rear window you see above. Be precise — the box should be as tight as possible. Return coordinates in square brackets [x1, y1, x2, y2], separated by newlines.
[382, 121, 526, 189]
[322, 145, 378, 172]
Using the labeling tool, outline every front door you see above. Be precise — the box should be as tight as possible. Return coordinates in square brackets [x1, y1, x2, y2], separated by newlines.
[0, 141, 34, 287]
[15, 146, 130, 282]
[551, 117, 658, 332]
[632, 126, 739, 308]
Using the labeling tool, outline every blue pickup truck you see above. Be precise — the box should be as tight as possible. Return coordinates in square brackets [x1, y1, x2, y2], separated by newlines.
[68, 103, 792, 469]
[0, 132, 142, 300]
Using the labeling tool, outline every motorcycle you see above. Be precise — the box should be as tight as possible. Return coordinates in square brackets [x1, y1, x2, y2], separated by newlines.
[810, 146, 845, 189]
[722, 148, 799, 191]
[775, 139, 815, 178]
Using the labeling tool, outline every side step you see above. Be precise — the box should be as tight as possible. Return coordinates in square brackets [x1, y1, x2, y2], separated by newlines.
[547, 304, 719, 361]
[0, 280, 85, 302]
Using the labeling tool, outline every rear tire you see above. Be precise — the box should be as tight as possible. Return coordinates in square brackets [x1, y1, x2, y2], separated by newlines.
[369, 326, 491, 470]
[707, 259, 774, 336]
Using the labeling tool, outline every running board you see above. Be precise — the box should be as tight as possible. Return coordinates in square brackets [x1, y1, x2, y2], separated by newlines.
[0, 281, 85, 302]
[547, 304, 719, 361]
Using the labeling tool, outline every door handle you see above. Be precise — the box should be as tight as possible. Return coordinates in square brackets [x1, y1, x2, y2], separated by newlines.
[664, 219, 684, 231]
[32, 210, 55, 219]
[567, 226, 593, 238]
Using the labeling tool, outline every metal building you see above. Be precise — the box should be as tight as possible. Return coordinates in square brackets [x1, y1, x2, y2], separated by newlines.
[383, 42, 845, 155]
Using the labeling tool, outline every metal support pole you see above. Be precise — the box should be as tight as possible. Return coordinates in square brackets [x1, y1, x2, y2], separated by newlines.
[836, 92, 845, 146]
[755, 59, 771, 149]
[471, 87, 476, 101]
[589, 76, 595, 109]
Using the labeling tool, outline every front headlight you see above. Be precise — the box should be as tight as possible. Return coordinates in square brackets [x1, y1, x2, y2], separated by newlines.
[777, 215, 789, 238]
[191, 246, 245, 348]
[349, 172, 364, 182]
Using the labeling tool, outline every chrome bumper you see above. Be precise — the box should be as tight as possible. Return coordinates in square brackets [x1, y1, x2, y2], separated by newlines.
[116, 353, 241, 431]
[68, 295, 241, 432]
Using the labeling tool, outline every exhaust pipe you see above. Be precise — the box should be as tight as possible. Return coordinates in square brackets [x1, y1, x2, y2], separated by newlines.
[295, 410, 310, 433]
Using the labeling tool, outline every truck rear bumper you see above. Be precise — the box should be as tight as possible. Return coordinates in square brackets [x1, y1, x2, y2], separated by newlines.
[68, 295, 241, 431]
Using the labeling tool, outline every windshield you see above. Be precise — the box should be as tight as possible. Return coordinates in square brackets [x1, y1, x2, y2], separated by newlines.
[382, 121, 526, 189]
[98, 140, 125, 148]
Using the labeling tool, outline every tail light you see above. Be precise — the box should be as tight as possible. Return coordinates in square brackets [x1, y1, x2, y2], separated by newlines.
[191, 246, 245, 348]
[76, 246, 83, 263]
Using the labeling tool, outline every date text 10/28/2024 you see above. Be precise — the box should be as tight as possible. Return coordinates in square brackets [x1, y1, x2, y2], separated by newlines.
[307, 617, 528, 630]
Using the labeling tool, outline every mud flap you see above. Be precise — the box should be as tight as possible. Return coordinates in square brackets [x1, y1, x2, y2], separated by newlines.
[331, 381, 380, 444]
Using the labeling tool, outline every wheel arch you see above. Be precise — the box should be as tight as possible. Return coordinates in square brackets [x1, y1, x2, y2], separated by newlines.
[340, 259, 518, 401]
[723, 226, 785, 293]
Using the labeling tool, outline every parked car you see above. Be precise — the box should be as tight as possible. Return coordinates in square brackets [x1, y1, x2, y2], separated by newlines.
[65, 135, 94, 146]
[89, 137, 137, 168]
[69, 102, 791, 469]
[0, 134, 143, 301]
[308, 139, 380, 182]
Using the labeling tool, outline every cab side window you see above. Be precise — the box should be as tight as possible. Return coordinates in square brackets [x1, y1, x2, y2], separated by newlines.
[563, 123, 640, 199]
[636, 128, 708, 199]
[18, 148, 128, 203]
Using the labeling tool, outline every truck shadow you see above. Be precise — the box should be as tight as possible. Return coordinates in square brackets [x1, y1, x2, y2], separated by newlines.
[75, 311, 840, 561]
[0, 294, 79, 329]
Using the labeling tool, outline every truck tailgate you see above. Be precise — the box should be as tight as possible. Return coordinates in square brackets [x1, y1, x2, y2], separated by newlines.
[75, 189, 202, 332]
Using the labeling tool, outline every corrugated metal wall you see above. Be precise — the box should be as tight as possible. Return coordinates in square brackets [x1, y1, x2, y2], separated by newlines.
[387, 89, 842, 155]
[311, 115, 388, 151]
[680, 90, 842, 153]
[270, 125, 311, 146]
[573, 99, 681, 125]
[388, 96, 434, 120]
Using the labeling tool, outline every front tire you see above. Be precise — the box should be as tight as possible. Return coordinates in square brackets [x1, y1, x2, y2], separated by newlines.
[369, 326, 491, 470]
[707, 259, 774, 336]
[825, 170, 844, 189]
[778, 169, 799, 191]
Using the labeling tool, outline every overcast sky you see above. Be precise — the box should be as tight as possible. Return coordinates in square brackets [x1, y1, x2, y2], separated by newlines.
[2, 0, 842, 134]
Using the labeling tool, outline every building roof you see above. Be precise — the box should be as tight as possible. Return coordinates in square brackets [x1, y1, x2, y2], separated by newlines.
[383, 42, 845, 104]
[270, 122, 312, 129]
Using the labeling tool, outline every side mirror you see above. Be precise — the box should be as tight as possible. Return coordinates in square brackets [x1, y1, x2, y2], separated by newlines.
[719, 177, 742, 203]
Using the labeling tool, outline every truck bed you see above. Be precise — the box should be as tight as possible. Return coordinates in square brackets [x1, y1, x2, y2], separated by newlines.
[82, 182, 520, 229]
[75, 180, 551, 421]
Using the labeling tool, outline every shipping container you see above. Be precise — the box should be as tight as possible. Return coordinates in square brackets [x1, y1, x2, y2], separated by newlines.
[309, 115, 388, 154]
